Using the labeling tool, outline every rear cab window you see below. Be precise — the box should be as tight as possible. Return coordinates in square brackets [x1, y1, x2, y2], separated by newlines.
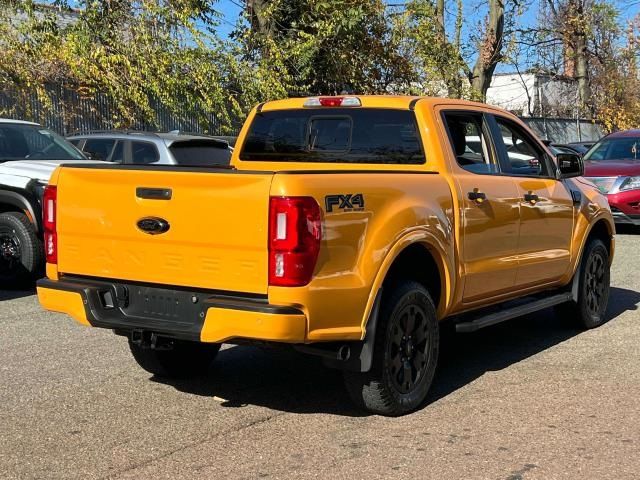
[169, 140, 231, 166]
[240, 108, 425, 164]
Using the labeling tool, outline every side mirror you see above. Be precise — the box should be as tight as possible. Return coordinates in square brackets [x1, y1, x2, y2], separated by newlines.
[556, 153, 583, 179]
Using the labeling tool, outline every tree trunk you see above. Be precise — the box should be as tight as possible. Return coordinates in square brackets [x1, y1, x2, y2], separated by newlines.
[572, 1, 592, 118]
[469, 0, 505, 100]
[247, 0, 273, 37]
[435, 0, 445, 41]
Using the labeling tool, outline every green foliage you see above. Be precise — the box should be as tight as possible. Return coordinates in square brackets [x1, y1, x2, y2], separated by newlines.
[0, 0, 284, 132]
[393, 0, 471, 98]
[238, 0, 414, 95]
[1, 0, 639, 132]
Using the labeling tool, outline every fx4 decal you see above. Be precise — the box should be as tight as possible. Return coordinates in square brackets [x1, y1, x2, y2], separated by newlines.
[325, 193, 365, 213]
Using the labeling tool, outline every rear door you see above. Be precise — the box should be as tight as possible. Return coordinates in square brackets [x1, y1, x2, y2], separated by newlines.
[55, 165, 274, 294]
[490, 114, 574, 287]
[441, 110, 521, 303]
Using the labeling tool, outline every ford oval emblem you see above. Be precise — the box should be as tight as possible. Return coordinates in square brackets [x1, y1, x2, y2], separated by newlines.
[137, 217, 170, 235]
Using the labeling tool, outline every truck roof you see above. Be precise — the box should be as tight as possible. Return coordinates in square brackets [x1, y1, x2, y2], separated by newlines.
[259, 95, 497, 112]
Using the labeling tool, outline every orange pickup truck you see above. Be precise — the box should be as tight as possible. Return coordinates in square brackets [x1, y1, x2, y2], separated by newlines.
[37, 96, 614, 415]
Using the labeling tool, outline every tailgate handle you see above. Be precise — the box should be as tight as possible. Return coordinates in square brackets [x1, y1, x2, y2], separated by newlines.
[136, 187, 172, 200]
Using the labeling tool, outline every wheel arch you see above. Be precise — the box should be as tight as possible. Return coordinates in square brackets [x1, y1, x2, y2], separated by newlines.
[0, 191, 40, 233]
[362, 230, 453, 333]
[344, 234, 451, 374]
[577, 216, 614, 269]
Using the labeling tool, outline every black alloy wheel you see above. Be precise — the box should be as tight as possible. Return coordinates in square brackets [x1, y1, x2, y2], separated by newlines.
[344, 280, 439, 416]
[556, 238, 610, 329]
[0, 212, 43, 288]
[0, 226, 22, 278]
[388, 303, 431, 394]
[584, 247, 607, 318]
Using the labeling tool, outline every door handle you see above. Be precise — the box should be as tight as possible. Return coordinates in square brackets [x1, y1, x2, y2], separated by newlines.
[136, 187, 172, 200]
[468, 189, 487, 203]
[524, 192, 539, 204]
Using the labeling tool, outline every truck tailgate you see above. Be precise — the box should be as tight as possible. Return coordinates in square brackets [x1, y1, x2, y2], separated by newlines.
[55, 166, 273, 294]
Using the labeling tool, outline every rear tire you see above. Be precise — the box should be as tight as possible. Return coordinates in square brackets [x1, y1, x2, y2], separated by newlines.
[129, 339, 220, 378]
[556, 238, 610, 329]
[344, 281, 439, 416]
[0, 212, 42, 288]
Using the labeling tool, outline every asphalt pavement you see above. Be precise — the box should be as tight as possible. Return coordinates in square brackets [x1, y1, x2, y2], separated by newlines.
[1, 227, 639, 480]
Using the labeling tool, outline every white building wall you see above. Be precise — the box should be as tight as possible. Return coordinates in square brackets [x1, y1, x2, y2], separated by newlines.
[486, 73, 578, 117]
[486, 73, 537, 116]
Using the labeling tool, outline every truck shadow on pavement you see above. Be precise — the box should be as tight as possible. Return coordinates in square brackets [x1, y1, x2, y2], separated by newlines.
[156, 286, 640, 416]
[0, 287, 35, 301]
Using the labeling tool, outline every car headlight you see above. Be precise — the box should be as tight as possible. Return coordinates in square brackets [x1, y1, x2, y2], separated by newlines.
[619, 176, 640, 192]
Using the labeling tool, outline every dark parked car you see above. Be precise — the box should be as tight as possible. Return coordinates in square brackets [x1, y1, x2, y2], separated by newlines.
[0, 118, 89, 286]
[567, 141, 596, 155]
[67, 131, 232, 166]
[550, 143, 584, 156]
[583, 130, 640, 226]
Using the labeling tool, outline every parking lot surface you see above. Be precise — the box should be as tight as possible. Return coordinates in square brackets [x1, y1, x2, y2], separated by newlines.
[1, 228, 639, 480]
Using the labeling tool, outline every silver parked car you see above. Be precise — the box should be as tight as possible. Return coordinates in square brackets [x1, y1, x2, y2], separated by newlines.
[67, 130, 232, 166]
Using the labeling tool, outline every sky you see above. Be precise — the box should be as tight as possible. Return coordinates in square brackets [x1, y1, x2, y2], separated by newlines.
[52, 0, 640, 38]
[211, 0, 640, 39]
[208, 0, 640, 75]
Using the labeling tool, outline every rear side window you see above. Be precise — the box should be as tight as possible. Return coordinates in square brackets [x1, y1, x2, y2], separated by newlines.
[442, 112, 498, 174]
[169, 140, 231, 166]
[111, 140, 124, 163]
[131, 141, 160, 164]
[240, 108, 425, 164]
[83, 139, 115, 161]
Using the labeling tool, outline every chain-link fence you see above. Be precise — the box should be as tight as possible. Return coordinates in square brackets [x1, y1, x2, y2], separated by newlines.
[1, 86, 605, 143]
[0, 86, 241, 136]
[523, 117, 605, 143]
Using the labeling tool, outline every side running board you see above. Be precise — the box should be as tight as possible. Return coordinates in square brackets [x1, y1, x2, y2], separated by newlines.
[455, 292, 574, 333]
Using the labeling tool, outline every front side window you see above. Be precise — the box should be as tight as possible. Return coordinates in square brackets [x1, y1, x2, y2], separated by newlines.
[240, 108, 424, 164]
[494, 117, 550, 177]
[0, 124, 85, 161]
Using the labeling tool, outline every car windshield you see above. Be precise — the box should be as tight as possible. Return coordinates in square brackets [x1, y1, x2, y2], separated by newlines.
[583, 137, 640, 161]
[0, 123, 85, 161]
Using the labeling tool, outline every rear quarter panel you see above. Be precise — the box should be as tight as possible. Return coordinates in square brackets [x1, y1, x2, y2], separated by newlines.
[268, 172, 455, 341]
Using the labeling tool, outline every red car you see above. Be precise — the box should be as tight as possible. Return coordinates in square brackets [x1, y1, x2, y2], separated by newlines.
[583, 130, 640, 226]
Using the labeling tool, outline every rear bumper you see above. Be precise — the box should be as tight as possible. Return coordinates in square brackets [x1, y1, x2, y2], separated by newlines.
[36, 277, 306, 344]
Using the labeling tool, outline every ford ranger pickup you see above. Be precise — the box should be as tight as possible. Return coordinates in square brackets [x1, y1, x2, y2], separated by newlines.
[37, 96, 614, 415]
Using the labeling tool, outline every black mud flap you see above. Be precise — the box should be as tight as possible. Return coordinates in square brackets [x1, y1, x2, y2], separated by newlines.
[322, 289, 382, 373]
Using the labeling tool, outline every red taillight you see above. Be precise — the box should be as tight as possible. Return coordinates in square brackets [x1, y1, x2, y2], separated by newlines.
[268, 196, 321, 287]
[43, 185, 57, 264]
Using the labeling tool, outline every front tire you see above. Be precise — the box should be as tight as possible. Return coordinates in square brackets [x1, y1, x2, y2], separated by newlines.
[344, 281, 439, 416]
[129, 339, 220, 378]
[0, 212, 43, 288]
[557, 238, 610, 329]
